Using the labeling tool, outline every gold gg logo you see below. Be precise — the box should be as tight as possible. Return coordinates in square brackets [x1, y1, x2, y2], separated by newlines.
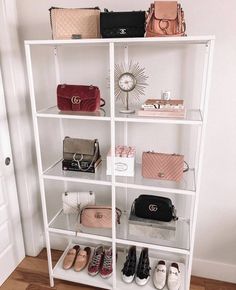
[95, 212, 103, 219]
[71, 96, 81, 105]
[149, 204, 158, 212]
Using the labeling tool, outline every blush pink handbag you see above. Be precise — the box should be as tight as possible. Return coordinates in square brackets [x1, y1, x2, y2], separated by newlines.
[146, 1, 186, 37]
[80, 206, 122, 228]
[142, 152, 188, 182]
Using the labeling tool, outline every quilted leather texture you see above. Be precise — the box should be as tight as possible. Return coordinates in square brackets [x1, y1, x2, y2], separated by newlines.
[80, 206, 121, 228]
[57, 84, 100, 112]
[50, 8, 100, 39]
[142, 152, 184, 182]
[100, 11, 145, 38]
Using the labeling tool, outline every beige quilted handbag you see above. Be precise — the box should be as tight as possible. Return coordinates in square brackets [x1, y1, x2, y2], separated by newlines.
[49, 7, 100, 39]
[142, 151, 186, 182]
[80, 206, 122, 228]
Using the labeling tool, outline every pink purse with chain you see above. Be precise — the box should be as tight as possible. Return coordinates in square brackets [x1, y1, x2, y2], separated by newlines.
[80, 206, 122, 228]
[142, 152, 186, 182]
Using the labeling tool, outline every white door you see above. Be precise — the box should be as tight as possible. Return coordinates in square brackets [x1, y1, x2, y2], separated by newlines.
[0, 67, 25, 285]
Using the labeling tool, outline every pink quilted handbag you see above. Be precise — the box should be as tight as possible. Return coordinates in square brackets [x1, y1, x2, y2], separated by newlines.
[80, 206, 122, 228]
[142, 152, 185, 182]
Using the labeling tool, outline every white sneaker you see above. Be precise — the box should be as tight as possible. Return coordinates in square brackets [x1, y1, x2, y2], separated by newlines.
[153, 260, 167, 289]
[167, 263, 181, 290]
[135, 248, 151, 286]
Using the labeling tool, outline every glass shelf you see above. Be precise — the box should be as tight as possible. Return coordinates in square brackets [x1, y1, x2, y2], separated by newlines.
[43, 160, 195, 195]
[43, 160, 112, 186]
[49, 209, 190, 255]
[115, 108, 203, 125]
[37, 106, 110, 121]
[116, 212, 190, 254]
[115, 164, 196, 195]
[36, 106, 202, 125]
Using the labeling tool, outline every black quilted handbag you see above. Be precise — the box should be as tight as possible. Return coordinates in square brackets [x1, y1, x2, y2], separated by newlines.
[100, 10, 146, 38]
[132, 195, 178, 222]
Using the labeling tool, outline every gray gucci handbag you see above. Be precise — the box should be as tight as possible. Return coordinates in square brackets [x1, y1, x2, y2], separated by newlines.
[62, 137, 101, 173]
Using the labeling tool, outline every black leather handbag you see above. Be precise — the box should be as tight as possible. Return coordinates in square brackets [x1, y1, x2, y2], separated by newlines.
[100, 10, 146, 38]
[132, 195, 178, 222]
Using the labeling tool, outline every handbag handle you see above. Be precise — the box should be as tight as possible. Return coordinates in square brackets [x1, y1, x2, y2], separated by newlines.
[130, 199, 137, 215]
[172, 205, 178, 221]
[100, 98, 106, 108]
[116, 208, 122, 224]
[73, 140, 99, 172]
[146, 5, 154, 29]
[183, 161, 189, 173]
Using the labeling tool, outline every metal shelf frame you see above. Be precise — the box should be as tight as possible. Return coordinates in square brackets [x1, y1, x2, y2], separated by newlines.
[25, 35, 215, 290]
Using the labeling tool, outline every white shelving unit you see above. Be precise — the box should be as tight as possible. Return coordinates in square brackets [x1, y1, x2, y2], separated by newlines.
[25, 36, 215, 290]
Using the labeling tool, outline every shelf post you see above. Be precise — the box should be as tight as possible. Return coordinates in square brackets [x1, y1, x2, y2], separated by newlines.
[123, 45, 129, 224]
[25, 44, 55, 287]
[53, 47, 67, 193]
[109, 42, 117, 290]
[187, 39, 215, 289]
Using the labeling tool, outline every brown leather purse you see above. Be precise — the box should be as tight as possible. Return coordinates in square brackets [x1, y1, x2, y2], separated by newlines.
[146, 1, 186, 37]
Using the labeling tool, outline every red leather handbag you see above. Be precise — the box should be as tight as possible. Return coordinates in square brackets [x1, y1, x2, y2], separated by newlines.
[57, 84, 105, 112]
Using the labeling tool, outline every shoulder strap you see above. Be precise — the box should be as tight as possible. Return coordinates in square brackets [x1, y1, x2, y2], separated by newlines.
[146, 6, 155, 29]
[172, 206, 178, 221]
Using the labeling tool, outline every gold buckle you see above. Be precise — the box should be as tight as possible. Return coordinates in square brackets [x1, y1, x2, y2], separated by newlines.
[159, 19, 169, 34]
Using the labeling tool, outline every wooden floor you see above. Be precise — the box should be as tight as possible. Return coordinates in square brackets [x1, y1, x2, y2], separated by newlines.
[1, 249, 236, 290]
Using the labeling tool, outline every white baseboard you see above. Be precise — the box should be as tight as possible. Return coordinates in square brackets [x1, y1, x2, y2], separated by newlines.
[193, 258, 236, 284]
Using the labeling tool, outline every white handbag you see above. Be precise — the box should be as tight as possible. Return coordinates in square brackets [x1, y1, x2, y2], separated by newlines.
[62, 191, 95, 214]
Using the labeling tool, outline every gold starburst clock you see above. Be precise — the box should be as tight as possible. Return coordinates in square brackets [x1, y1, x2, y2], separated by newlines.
[115, 61, 148, 114]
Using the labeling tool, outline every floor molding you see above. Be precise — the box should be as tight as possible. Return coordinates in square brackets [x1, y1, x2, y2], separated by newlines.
[193, 257, 236, 284]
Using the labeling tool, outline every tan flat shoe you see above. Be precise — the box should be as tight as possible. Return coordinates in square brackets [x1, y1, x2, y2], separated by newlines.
[74, 247, 91, 272]
[63, 245, 80, 270]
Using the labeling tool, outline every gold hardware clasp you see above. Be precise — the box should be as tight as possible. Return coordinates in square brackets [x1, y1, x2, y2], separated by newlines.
[71, 96, 81, 105]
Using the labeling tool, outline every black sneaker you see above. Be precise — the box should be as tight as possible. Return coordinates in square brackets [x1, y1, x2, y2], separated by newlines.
[135, 248, 151, 286]
[121, 246, 137, 283]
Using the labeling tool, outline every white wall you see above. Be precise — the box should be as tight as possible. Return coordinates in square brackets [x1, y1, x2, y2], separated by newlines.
[15, 0, 236, 283]
[0, 0, 43, 256]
